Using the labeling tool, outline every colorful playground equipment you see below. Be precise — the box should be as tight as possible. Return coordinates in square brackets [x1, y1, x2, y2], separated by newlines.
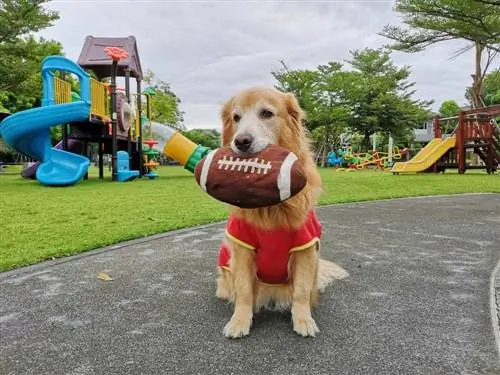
[327, 145, 407, 171]
[0, 35, 210, 186]
[391, 105, 500, 174]
[149, 121, 208, 173]
[138, 89, 161, 179]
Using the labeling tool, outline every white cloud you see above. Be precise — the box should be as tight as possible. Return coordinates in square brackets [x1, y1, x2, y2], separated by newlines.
[39, 0, 483, 130]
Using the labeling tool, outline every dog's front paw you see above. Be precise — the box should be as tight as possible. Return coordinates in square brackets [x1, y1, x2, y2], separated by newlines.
[223, 314, 252, 339]
[292, 314, 319, 337]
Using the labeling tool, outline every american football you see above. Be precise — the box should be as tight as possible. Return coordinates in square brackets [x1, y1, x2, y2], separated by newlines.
[194, 144, 307, 208]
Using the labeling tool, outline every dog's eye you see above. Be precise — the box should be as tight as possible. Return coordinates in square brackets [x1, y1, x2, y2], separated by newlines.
[233, 114, 241, 122]
[260, 109, 274, 119]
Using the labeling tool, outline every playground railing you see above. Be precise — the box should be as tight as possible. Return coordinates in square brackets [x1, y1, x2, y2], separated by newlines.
[90, 79, 110, 121]
[53, 78, 72, 104]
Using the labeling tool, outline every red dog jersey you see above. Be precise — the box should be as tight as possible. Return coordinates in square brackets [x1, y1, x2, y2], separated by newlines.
[218, 211, 322, 285]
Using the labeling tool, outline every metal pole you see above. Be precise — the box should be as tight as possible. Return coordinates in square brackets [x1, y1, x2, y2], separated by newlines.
[136, 78, 143, 177]
[60, 71, 69, 151]
[98, 142, 104, 179]
[111, 61, 118, 181]
[125, 69, 132, 159]
[83, 140, 89, 180]
[388, 133, 393, 164]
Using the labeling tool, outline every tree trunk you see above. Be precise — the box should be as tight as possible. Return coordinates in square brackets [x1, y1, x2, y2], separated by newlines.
[321, 145, 327, 168]
[362, 132, 371, 151]
[471, 43, 486, 109]
[321, 123, 330, 168]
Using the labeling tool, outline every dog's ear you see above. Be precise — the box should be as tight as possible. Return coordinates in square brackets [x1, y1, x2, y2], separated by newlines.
[284, 92, 305, 137]
[220, 98, 234, 147]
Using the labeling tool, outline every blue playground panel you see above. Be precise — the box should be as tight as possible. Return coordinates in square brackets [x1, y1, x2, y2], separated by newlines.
[144, 172, 159, 179]
[116, 151, 140, 182]
[327, 151, 343, 167]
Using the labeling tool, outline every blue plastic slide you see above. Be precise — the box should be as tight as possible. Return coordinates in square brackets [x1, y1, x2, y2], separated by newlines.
[0, 56, 92, 186]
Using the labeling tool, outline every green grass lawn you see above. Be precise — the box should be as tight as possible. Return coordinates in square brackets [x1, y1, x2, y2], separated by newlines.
[1, 165, 499, 271]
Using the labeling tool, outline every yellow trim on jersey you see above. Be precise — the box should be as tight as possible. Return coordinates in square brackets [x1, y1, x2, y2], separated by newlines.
[258, 280, 288, 286]
[289, 238, 320, 252]
[225, 230, 256, 251]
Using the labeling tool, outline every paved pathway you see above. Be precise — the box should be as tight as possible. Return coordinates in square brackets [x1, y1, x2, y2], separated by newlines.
[1, 194, 500, 375]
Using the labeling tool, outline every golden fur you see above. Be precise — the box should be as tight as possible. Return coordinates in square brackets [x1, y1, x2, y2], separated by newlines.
[216, 86, 348, 338]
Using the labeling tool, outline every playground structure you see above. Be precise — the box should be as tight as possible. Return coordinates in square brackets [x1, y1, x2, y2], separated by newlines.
[327, 145, 407, 171]
[391, 105, 500, 174]
[323, 132, 409, 171]
[138, 89, 161, 179]
[0, 35, 210, 186]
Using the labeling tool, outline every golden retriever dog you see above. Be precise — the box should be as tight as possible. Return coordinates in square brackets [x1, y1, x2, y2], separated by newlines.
[215, 86, 348, 339]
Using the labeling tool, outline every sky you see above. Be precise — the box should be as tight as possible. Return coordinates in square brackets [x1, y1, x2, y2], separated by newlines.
[38, 0, 482, 130]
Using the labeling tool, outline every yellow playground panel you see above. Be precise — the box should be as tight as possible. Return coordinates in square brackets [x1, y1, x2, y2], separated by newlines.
[89, 79, 110, 122]
[53, 78, 72, 104]
[53, 76, 110, 123]
[53, 76, 146, 142]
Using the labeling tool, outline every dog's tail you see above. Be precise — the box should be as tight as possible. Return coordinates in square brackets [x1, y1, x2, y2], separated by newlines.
[317, 259, 349, 291]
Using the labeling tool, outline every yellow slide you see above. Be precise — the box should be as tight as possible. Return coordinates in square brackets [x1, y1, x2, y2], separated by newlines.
[391, 136, 456, 173]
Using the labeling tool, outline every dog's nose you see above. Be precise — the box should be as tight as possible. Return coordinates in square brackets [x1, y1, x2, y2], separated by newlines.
[234, 134, 253, 152]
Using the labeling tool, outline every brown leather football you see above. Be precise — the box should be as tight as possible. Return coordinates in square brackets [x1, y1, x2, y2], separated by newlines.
[194, 144, 307, 208]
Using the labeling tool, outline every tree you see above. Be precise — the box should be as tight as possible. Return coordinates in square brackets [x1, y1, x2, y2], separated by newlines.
[483, 69, 500, 105]
[143, 70, 185, 131]
[183, 128, 220, 150]
[0, 0, 59, 43]
[271, 61, 350, 166]
[466, 69, 500, 106]
[438, 99, 461, 133]
[342, 48, 432, 149]
[439, 100, 461, 117]
[379, 0, 500, 109]
[272, 48, 430, 157]
[272, 61, 326, 130]
[0, 35, 63, 112]
[0, 1, 62, 112]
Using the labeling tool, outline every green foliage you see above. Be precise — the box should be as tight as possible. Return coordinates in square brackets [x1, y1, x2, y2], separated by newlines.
[466, 69, 500, 106]
[439, 100, 461, 118]
[50, 126, 62, 145]
[273, 60, 350, 137]
[272, 48, 430, 152]
[272, 61, 352, 166]
[143, 70, 185, 130]
[0, 36, 63, 112]
[0, 100, 8, 113]
[343, 48, 431, 149]
[0, 1, 62, 112]
[483, 70, 500, 105]
[379, 0, 500, 108]
[0, 0, 59, 43]
[309, 125, 327, 150]
[183, 128, 220, 150]
[439, 100, 461, 133]
[379, 0, 500, 53]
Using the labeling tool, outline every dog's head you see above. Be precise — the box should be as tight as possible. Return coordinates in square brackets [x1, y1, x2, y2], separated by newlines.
[220, 87, 321, 228]
[220, 86, 307, 158]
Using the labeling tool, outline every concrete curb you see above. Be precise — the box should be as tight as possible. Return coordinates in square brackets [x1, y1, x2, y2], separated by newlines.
[1, 192, 498, 280]
[491, 257, 500, 363]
